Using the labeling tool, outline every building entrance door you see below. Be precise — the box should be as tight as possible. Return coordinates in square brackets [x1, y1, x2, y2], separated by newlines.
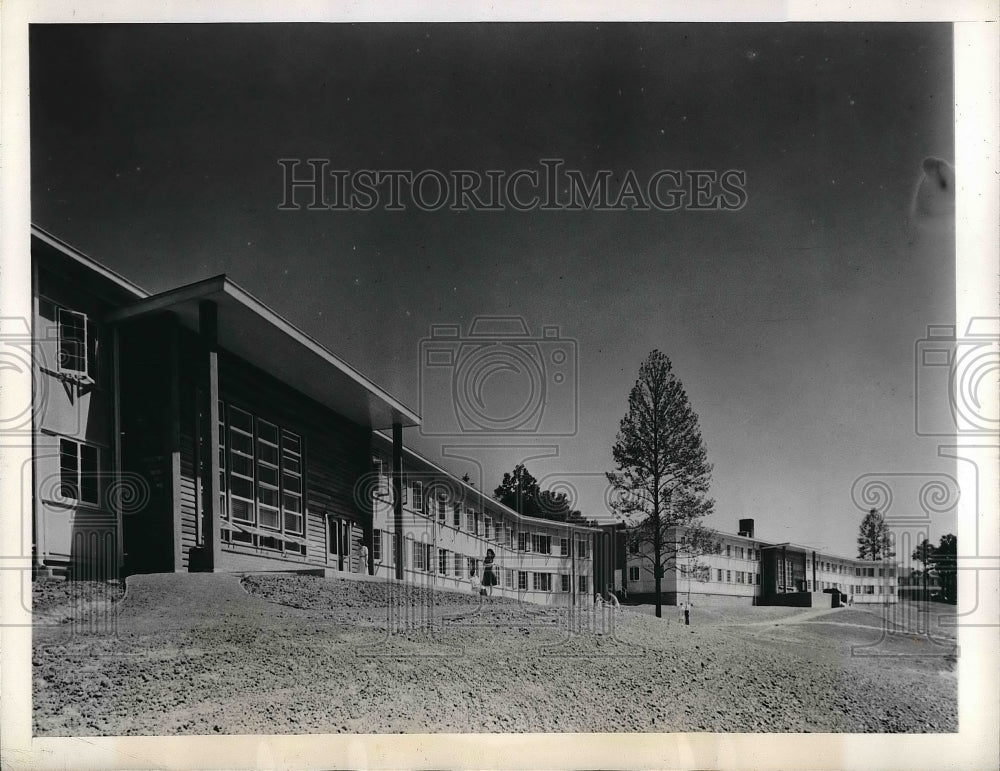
[327, 515, 350, 571]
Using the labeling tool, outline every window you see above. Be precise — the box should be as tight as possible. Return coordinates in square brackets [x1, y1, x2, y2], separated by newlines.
[629, 566, 640, 582]
[865, 585, 874, 595]
[578, 575, 589, 594]
[755, 573, 761, 585]
[222, 406, 304, 543]
[453, 504, 462, 528]
[412, 481, 423, 511]
[474, 513, 481, 536]
[725, 545, 731, 557]
[372, 456, 388, 498]
[532, 534, 552, 555]
[577, 537, 589, 559]
[518, 571, 528, 590]
[878, 567, 884, 577]
[218, 402, 227, 519]
[412, 541, 426, 571]
[855, 567, 861, 576]
[737, 572, 744, 584]
[56, 307, 97, 379]
[58, 438, 99, 505]
[533, 573, 552, 592]
[468, 556, 478, 576]
[560, 538, 569, 557]
[281, 430, 303, 534]
[507, 526, 514, 548]
[866, 567, 875, 577]
[518, 532, 530, 552]
[629, 540, 639, 554]
[505, 569, 514, 588]
[454, 553, 464, 576]
[372, 530, 382, 561]
[484, 517, 492, 540]
[438, 548, 449, 575]
[437, 497, 447, 523]
[726, 570, 731, 583]
[256, 420, 280, 530]
[561, 574, 571, 592]
[228, 407, 255, 523]
[466, 509, 474, 533]
[716, 569, 723, 582]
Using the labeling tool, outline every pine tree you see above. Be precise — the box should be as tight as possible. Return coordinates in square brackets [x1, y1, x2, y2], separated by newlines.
[856, 508, 895, 560]
[606, 350, 715, 618]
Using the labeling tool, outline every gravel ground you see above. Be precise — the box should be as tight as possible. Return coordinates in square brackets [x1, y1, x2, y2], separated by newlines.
[32, 573, 957, 735]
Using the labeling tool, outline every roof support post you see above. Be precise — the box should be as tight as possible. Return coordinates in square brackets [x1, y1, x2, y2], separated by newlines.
[392, 421, 404, 582]
[199, 300, 222, 572]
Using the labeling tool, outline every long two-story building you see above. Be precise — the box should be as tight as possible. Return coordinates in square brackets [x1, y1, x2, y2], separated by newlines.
[27, 225, 597, 606]
[603, 518, 897, 607]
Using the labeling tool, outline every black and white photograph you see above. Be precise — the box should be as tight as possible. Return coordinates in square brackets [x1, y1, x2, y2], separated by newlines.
[1, 3, 997, 770]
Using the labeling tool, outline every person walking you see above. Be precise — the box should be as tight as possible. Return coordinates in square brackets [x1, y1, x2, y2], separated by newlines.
[360, 543, 370, 576]
[482, 548, 498, 602]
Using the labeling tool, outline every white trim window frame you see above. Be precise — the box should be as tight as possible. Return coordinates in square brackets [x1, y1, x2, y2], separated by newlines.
[58, 436, 100, 506]
[56, 306, 96, 381]
[256, 419, 281, 531]
[227, 406, 256, 525]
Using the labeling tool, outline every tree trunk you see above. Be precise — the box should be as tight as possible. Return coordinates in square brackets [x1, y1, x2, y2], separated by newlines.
[654, 554, 662, 618]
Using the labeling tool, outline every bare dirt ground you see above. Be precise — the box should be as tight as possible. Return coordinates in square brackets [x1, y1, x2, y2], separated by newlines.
[32, 573, 958, 735]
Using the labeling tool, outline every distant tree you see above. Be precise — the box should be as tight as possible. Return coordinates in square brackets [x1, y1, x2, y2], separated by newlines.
[931, 533, 957, 604]
[912, 538, 936, 600]
[493, 466, 600, 526]
[493, 463, 541, 518]
[606, 350, 715, 618]
[856, 508, 895, 560]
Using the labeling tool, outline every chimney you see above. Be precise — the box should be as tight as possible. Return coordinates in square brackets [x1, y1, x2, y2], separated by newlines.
[738, 518, 754, 539]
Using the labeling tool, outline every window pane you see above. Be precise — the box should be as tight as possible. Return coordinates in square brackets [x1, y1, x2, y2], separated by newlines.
[231, 497, 253, 522]
[58, 308, 87, 373]
[259, 506, 280, 529]
[59, 438, 79, 499]
[230, 476, 254, 500]
[80, 444, 99, 504]
[283, 511, 303, 534]
[282, 473, 301, 494]
[230, 431, 253, 455]
[257, 420, 278, 445]
[229, 407, 253, 433]
[257, 464, 278, 487]
[257, 443, 278, 466]
[230, 453, 253, 478]
[257, 487, 279, 508]
[281, 431, 301, 455]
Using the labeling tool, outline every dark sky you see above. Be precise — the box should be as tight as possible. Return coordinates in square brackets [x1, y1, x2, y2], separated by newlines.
[30, 23, 956, 555]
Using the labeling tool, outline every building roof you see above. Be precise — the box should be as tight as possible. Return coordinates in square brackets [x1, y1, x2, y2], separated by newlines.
[32, 225, 149, 303]
[371, 431, 601, 533]
[107, 274, 420, 431]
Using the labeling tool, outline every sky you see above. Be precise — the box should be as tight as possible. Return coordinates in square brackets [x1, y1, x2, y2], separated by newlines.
[29, 22, 957, 557]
